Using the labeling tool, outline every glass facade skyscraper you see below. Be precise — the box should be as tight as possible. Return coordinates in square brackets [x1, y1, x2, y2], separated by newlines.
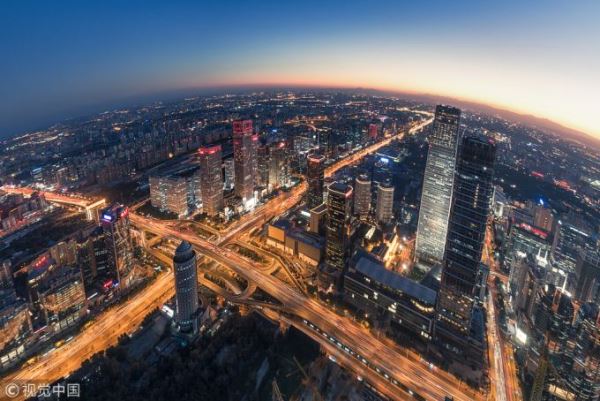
[435, 135, 496, 355]
[325, 182, 353, 272]
[307, 153, 326, 209]
[100, 204, 135, 289]
[415, 105, 461, 268]
[233, 119, 256, 202]
[198, 145, 223, 216]
[173, 241, 199, 334]
[353, 174, 371, 219]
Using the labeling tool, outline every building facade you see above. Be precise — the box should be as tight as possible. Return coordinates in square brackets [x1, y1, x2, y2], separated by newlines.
[233, 119, 256, 203]
[353, 174, 371, 219]
[435, 135, 496, 360]
[198, 145, 223, 216]
[173, 241, 199, 334]
[101, 204, 135, 289]
[269, 140, 289, 189]
[325, 182, 353, 272]
[415, 105, 461, 268]
[307, 153, 326, 209]
[376, 181, 394, 224]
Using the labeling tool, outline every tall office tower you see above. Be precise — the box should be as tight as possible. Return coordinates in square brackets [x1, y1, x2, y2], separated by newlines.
[552, 213, 595, 280]
[223, 158, 235, 191]
[504, 222, 552, 276]
[575, 250, 600, 303]
[256, 144, 270, 188]
[325, 182, 353, 272]
[557, 303, 600, 401]
[435, 136, 496, 357]
[307, 153, 326, 209]
[533, 204, 554, 233]
[233, 119, 256, 202]
[368, 123, 378, 140]
[198, 145, 223, 216]
[173, 241, 198, 334]
[353, 174, 371, 219]
[76, 237, 97, 294]
[415, 105, 461, 268]
[376, 181, 394, 224]
[38, 266, 87, 333]
[250, 134, 259, 187]
[268, 140, 289, 189]
[100, 204, 135, 288]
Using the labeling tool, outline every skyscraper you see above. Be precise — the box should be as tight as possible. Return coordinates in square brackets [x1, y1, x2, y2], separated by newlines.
[435, 135, 496, 358]
[100, 204, 135, 288]
[368, 123, 378, 140]
[533, 204, 554, 232]
[307, 153, 326, 209]
[415, 105, 461, 268]
[376, 181, 394, 224]
[198, 145, 223, 216]
[575, 250, 600, 303]
[233, 119, 256, 202]
[256, 143, 270, 188]
[173, 241, 199, 334]
[353, 174, 371, 219]
[268, 140, 289, 189]
[552, 213, 595, 281]
[325, 182, 353, 272]
[223, 158, 235, 191]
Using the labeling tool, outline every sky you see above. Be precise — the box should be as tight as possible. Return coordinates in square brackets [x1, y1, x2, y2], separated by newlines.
[1, 0, 599, 139]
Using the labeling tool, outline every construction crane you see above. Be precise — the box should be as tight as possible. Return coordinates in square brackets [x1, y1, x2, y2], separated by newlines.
[272, 379, 285, 401]
[294, 356, 325, 401]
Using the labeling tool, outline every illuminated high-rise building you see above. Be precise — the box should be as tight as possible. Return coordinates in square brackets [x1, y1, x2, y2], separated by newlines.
[368, 123, 378, 140]
[415, 105, 461, 268]
[198, 145, 223, 216]
[353, 174, 371, 219]
[533, 204, 554, 233]
[233, 119, 256, 202]
[100, 204, 135, 288]
[38, 265, 87, 333]
[0, 260, 32, 370]
[325, 182, 353, 272]
[223, 158, 235, 191]
[256, 143, 270, 188]
[574, 250, 600, 304]
[376, 181, 394, 224]
[173, 241, 198, 334]
[268, 140, 289, 189]
[552, 213, 595, 281]
[307, 153, 326, 209]
[435, 136, 496, 359]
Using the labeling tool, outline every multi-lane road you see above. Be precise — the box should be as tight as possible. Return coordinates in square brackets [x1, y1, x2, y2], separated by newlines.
[484, 225, 523, 401]
[3, 117, 445, 400]
[133, 213, 483, 401]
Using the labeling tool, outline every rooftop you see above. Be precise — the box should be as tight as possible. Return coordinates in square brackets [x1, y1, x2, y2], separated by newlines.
[353, 254, 437, 305]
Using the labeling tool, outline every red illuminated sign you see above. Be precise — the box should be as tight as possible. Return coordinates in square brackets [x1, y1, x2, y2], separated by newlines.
[531, 171, 544, 179]
[518, 223, 548, 239]
[199, 145, 222, 155]
[233, 119, 253, 135]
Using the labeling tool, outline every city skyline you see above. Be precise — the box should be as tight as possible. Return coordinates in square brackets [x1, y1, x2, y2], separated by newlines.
[1, 1, 599, 140]
[1, 2, 599, 400]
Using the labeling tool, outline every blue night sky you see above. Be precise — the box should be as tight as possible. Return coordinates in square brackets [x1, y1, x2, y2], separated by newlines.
[1, 0, 599, 138]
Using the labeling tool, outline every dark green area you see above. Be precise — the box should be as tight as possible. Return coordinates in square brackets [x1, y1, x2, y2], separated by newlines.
[0, 210, 90, 261]
[77, 312, 319, 401]
[136, 201, 178, 220]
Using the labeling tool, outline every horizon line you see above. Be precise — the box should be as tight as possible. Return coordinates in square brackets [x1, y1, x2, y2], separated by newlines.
[5, 82, 599, 146]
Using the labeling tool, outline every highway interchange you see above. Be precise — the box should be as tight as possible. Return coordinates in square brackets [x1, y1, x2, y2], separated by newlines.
[0, 116, 497, 401]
